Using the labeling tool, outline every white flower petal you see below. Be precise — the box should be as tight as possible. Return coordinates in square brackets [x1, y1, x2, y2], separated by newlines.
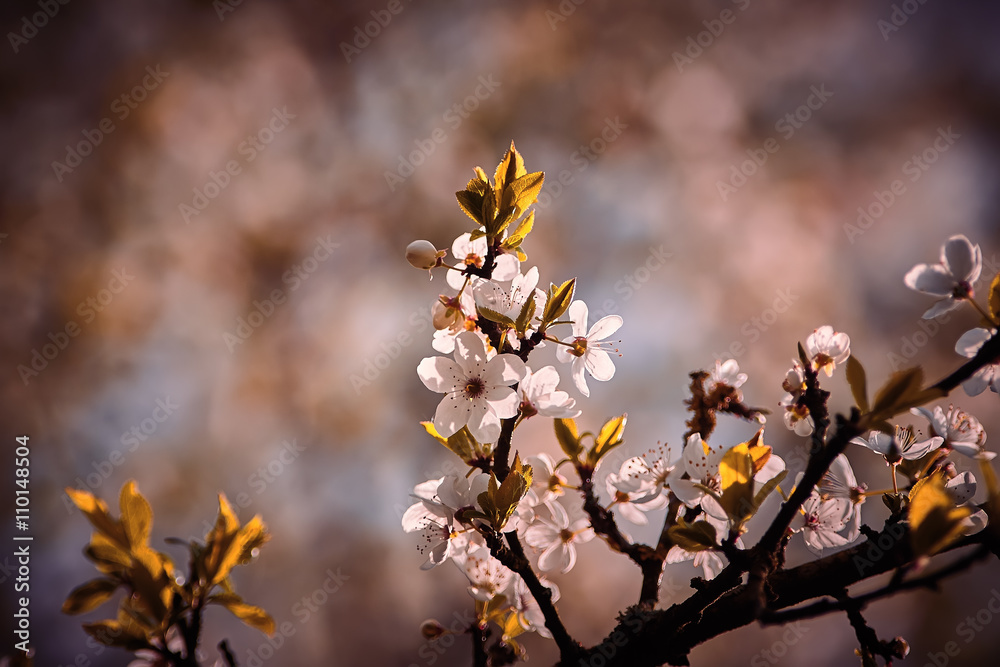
[493, 254, 521, 281]
[417, 356, 465, 393]
[588, 315, 623, 341]
[566, 300, 589, 338]
[571, 358, 590, 397]
[922, 298, 962, 320]
[903, 264, 954, 296]
[466, 401, 500, 443]
[956, 328, 991, 357]
[584, 349, 616, 382]
[486, 387, 519, 419]
[942, 234, 979, 283]
[434, 393, 469, 438]
[455, 331, 490, 376]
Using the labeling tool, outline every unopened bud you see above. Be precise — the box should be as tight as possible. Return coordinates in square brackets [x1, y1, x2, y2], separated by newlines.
[888, 636, 909, 659]
[420, 619, 448, 640]
[432, 299, 462, 330]
[406, 240, 442, 270]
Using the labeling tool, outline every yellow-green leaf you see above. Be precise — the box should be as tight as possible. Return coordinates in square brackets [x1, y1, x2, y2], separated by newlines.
[587, 414, 627, 468]
[119, 481, 153, 550]
[542, 278, 576, 326]
[869, 367, 944, 421]
[846, 355, 869, 413]
[62, 578, 120, 615]
[209, 592, 276, 636]
[908, 472, 971, 558]
[128, 545, 171, 623]
[82, 620, 149, 650]
[514, 292, 536, 336]
[85, 532, 132, 575]
[494, 142, 526, 195]
[508, 171, 544, 219]
[477, 306, 517, 329]
[456, 190, 485, 226]
[554, 418, 582, 460]
[422, 422, 483, 464]
[65, 487, 129, 550]
[503, 210, 534, 251]
[989, 271, 1000, 322]
[667, 518, 718, 552]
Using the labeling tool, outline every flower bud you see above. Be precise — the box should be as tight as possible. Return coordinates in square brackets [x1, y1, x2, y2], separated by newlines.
[420, 619, 448, 640]
[406, 240, 441, 270]
[432, 298, 463, 330]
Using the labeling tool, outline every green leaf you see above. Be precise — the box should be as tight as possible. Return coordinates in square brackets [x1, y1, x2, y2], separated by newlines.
[65, 487, 129, 551]
[494, 142, 526, 195]
[667, 518, 718, 552]
[989, 271, 1000, 323]
[515, 293, 536, 336]
[82, 620, 150, 650]
[477, 306, 517, 329]
[503, 210, 534, 251]
[554, 418, 583, 460]
[209, 592, 276, 636]
[456, 190, 485, 226]
[62, 578, 120, 615]
[587, 414, 627, 468]
[909, 472, 971, 557]
[869, 367, 945, 422]
[543, 278, 576, 326]
[477, 455, 533, 531]
[422, 422, 487, 465]
[119, 481, 152, 550]
[846, 356, 869, 414]
[508, 171, 544, 219]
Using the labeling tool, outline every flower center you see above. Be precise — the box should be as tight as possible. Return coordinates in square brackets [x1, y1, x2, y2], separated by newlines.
[559, 528, 575, 543]
[952, 281, 973, 300]
[465, 253, 484, 269]
[464, 376, 486, 399]
[570, 336, 588, 357]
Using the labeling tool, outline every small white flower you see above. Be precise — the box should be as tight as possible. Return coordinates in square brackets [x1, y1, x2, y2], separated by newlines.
[851, 426, 943, 466]
[667, 433, 726, 519]
[406, 239, 444, 270]
[797, 491, 857, 554]
[911, 405, 993, 461]
[510, 575, 560, 638]
[707, 359, 748, 392]
[518, 365, 580, 419]
[805, 326, 851, 377]
[904, 234, 982, 319]
[665, 514, 729, 580]
[780, 361, 814, 436]
[818, 454, 866, 541]
[955, 328, 1000, 396]
[555, 300, 622, 397]
[945, 471, 977, 506]
[457, 551, 512, 602]
[447, 232, 520, 289]
[417, 331, 525, 443]
[524, 499, 594, 573]
[606, 458, 668, 525]
[527, 453, 569, 505]
[401, 474, 489, 569]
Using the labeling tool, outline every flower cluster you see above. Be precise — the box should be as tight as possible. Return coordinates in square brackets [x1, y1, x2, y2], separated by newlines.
[401, 145, 999, 664]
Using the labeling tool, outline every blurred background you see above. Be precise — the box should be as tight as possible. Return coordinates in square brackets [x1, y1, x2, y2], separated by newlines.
[2, 0, 1000, 665]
